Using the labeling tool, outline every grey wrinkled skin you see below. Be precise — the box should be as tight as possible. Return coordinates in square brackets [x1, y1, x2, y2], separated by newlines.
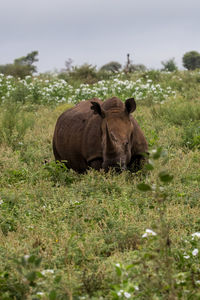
[53, 97, 148, 173]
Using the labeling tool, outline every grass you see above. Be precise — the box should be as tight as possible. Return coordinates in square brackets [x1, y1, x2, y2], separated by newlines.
[0, 70, 200, 299]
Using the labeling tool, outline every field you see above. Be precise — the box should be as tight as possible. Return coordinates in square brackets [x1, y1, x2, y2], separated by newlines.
[0, 70, 200, 299]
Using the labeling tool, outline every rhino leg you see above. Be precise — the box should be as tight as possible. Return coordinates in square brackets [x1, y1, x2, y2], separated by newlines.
[53, 139, 62, 161]
[88, 158, 103, 170]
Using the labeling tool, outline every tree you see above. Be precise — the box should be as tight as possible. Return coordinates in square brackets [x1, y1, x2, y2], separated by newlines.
[161, 58, 178, 72]
[182, 51, 200, 70]
[0, 51, 39, 78]
[14, 51, 38, 73]
[100, 61, 122, 73]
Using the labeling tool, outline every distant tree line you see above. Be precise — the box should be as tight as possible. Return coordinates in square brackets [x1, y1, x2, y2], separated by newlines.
[0, 51, 38, 78]
[0, 50, 200, 79]
[161, 51, 200, 72]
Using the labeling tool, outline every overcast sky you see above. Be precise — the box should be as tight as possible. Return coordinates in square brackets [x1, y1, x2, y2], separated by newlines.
[1, 0, 200, 73]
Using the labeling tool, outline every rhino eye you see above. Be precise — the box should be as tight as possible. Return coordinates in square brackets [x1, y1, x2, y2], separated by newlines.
[124, 141, 129, 151]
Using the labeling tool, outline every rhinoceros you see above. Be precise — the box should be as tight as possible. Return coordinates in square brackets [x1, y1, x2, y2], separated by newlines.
[53, 97, 148, 173]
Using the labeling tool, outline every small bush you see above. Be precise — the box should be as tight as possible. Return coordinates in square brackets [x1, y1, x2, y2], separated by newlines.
[44, 160, 78, 186]
[10, 82, 30, 104]
[0, 193, 20, 235]
[60, 64, 98, 84]
[182, 121, 200, 150]
[161, 58, 178, 72]
[143, 70, 162, 82]
[100, 61, 122, 73]
[0, 101, 35, 150]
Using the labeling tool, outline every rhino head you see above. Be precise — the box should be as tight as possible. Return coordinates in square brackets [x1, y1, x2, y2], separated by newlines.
[91, 97, 136, 171]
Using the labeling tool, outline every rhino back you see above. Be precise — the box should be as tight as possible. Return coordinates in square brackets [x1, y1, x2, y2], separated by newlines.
[53, 99, 102, 172]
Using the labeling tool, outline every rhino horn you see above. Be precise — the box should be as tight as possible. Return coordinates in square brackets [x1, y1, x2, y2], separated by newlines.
[105, 124, 115, 155]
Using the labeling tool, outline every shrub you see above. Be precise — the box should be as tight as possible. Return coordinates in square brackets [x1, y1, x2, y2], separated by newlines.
[182, 121, 200, 150]
[0, 101, 34, 150]
[161, 58, 178, 72]
[10, 82, 30, 104]
[44, 160, 78, 186]
[0, 63, 34, 79]
[100, 61, 122, 73]
[60, 64, 98, 84]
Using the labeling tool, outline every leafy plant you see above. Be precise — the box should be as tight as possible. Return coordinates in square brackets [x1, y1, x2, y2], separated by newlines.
[182, 121, 200, 150]
[0, 101, 34, 150]
[44, 160, 78, 186]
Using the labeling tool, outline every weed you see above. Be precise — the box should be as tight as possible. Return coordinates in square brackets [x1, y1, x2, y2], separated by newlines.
[182, 121, 200, 150]
[10, 82, 30, 104]
[152, 99, 200, 126]
[0, 101, 34, 150]
[44, 160, 78, 186]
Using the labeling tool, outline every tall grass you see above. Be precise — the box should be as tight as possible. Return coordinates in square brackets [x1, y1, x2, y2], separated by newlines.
[0, 100, 35, 150]
[0, 70, 200, 299]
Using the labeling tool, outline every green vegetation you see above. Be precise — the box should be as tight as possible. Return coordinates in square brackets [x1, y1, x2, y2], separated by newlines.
[100, 61, 122, 73]
[59, 64, 100, 85]
[182, 51, 200, 71]
[161, 58, 178, 72]
[0, 69, 200, 299]
[0, 51, 38, 79]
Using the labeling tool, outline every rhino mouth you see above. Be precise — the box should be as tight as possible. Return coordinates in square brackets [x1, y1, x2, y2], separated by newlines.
[102, 160, 127, 172]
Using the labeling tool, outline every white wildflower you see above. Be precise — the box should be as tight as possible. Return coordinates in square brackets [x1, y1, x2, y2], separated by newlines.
[37, 292, 45, 296]
[41, 269, 54, 275]
[151, 149, 157, 153]
[192, 232, 200, 239]
[192, 249, 199, 256]
[124, 292, 131, 298]
[117, 289, 124, 297]
[115, 263, 120, 267]
[142, 229, 157, 238]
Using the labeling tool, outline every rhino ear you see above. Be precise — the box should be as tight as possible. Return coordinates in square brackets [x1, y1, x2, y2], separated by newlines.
[125, 98, 136, 114]
[91, 101, 105, 118]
